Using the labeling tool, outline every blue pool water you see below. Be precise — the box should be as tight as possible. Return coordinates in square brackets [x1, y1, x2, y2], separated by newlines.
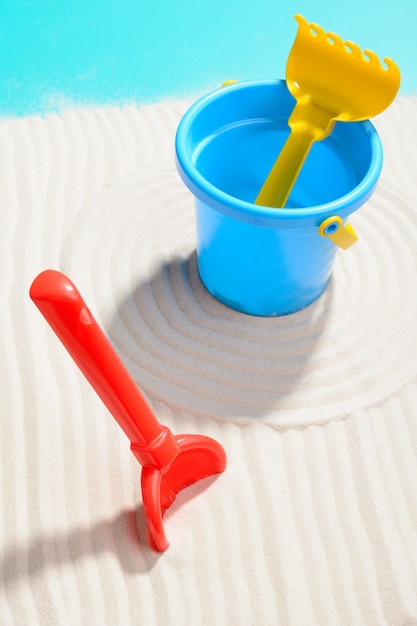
[0, 0, 415, 117]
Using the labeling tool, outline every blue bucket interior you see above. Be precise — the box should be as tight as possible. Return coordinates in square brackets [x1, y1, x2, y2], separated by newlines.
[177, 80, 382, 223]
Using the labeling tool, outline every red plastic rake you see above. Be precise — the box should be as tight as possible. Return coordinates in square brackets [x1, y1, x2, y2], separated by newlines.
[30, 270, 226, 551]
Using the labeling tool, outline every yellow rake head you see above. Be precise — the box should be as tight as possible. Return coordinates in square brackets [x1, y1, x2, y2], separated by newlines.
[287, 14, 401, 121]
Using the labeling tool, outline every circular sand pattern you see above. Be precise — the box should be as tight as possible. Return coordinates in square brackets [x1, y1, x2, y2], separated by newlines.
[66, 172, 417, 427]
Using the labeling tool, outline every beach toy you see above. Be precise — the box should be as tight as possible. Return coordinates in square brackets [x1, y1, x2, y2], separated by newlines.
[255, 14, 400, 209]
[175, 79, 383, 316]
[30, 270, 226, 551]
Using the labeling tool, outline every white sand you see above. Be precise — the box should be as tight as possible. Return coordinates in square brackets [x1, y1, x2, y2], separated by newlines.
[1, 96, 417, 624]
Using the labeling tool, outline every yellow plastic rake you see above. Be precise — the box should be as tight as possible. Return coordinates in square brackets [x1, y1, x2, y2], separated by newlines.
[255, 14, 400, 209]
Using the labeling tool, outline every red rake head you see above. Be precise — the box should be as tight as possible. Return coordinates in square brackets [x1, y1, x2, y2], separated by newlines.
[140, 433, 227, 551]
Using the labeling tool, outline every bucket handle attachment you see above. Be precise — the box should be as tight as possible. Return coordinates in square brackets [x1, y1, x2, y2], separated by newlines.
[318, 216, 358, 250]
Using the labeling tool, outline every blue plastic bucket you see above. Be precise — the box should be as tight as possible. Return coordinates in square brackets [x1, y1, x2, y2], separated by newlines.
[175, 79, 383, 316]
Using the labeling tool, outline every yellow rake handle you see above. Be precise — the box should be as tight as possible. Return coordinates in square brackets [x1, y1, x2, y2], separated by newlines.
[255, 100, 336, 208]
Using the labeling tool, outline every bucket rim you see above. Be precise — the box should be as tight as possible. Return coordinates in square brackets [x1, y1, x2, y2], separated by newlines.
[175, 79, 383, 226]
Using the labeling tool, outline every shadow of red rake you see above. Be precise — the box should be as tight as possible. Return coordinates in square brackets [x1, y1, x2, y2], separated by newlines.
[30, 269, 226, 551]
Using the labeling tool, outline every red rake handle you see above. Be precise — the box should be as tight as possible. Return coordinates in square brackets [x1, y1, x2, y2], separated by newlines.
[30, 270, 180, 469]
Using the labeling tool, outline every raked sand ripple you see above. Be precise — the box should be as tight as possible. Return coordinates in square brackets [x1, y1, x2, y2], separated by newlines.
[2, 97, 417, 625]
[66, 169, 417, 427]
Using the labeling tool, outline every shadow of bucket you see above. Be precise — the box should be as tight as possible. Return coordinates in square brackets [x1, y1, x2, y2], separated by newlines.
[175, 79, 383, 316]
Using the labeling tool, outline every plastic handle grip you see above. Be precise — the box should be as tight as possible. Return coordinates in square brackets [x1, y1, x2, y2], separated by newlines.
[29, 270, 164, 447]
